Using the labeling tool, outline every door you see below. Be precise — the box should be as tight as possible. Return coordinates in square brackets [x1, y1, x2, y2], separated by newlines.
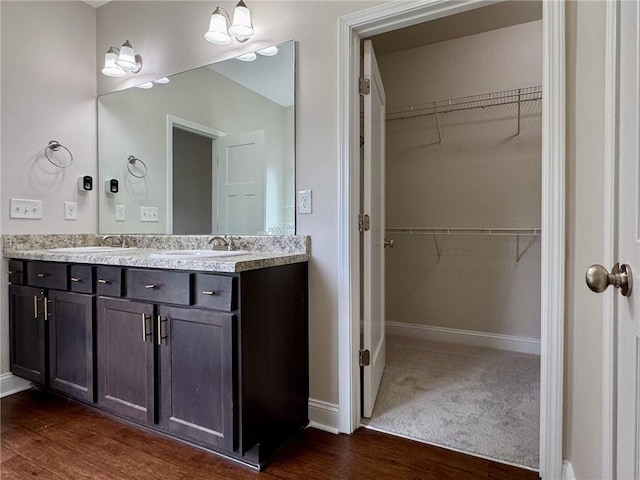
[48, 290, 94, 402]
[216, 130, 265, 234]
[158, 305, 236, 451]
[616, 1, 640, 476]
[9, 285, 46, 384]
[97, 297, 155, 424]
[362, 39, 386, 418]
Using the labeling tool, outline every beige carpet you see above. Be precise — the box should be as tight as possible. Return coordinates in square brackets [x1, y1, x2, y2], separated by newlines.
[363, 336, 540, 469]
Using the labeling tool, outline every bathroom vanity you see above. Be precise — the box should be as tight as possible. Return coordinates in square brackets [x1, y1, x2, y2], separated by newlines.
[5, 235, 309, 470]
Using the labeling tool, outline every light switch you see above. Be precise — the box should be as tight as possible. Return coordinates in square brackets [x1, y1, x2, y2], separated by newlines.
[10, 198, 43, 219]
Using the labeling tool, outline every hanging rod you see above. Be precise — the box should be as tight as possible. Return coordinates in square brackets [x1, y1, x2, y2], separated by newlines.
[385, 227, 541, 236]
[386, 85, 542, 121]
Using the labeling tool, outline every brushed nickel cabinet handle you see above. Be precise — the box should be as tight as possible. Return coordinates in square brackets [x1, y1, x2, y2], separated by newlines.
[36, 273, 47, 278]
[33, 295, 38, 319]
[144, 284, 157, 289]
[70, 277, 81, 282]
[141, 313, 148, 342]
[43, 298, 50, 321]
[97, 279, 109, 284]
[201, 290, 215, 296]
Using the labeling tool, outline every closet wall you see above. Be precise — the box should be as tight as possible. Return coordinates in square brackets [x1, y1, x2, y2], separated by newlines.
[379, 20, 542, 343]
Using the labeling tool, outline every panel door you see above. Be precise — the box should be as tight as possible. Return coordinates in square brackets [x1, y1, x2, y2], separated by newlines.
[97, 297, 155, 424]
[48, 290, 94, 402]
[216, 130, 265, 234]
[362, 39, 386, 418]
[9, 285, 47, 384]
[158, 305, 236, 451]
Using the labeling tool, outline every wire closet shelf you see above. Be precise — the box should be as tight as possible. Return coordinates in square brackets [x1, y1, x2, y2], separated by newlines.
[385, 227, 541, 262]
[386, 85, 543, 121]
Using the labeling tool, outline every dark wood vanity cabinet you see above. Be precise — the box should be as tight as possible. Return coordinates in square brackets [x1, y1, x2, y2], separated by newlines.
[8, 258, 308, 470]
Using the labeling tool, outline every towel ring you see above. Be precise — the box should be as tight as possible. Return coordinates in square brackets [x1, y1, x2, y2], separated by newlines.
[127, 155, 148, 178]
[45, 140, 73, 168]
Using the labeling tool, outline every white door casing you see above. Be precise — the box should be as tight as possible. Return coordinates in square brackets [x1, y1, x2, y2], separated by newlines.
[216, 130, 265, 234]
[362, 40, 386, 419]
[614, 1, 640, 477]
[338, 2, 565, 479]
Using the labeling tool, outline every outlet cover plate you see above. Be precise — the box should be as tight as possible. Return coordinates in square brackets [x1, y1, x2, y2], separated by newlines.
[298, 189, 312, 214]
[115, 205, 126, 221]
[64, 201, 78, 220]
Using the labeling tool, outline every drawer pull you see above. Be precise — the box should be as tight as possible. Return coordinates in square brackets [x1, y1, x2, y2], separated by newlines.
[201, 290, 216, 296]
[8, 270, 15, 275]
[36, 273, 48, 278]
[97, 279, 110, 284]
[144, 284, 157, 289]
[70, 277, 82, 282]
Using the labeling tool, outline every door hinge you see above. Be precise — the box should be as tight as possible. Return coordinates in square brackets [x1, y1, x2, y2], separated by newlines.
[359, 349, 371, 367]
[359, 77, 371, 96]
[358, 214, 370, 232]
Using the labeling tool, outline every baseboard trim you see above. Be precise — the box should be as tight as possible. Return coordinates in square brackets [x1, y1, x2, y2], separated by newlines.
[562, 460, 576, 480]
[386, 322, 541, 355]
[308, 398, 339, 434]
[0, 373, 31, 398]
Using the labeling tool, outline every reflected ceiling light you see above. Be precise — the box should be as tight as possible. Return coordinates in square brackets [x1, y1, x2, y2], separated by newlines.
[236, 52, 257, 62]
[153, 77, 170, 84]
[136, 82, 153, 89]
[204, 1, 254, 46]
[257, 46, 278, 57]
[101, 40, 143, 77]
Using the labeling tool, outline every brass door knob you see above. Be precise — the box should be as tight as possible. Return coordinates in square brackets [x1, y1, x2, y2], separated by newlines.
[585, 263, 633, 296]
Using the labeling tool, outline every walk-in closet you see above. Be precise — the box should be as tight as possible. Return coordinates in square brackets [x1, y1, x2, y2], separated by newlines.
[362, 1, 542, 470]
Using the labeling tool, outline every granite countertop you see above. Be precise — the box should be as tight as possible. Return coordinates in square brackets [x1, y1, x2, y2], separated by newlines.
[3, 235, 309, 273]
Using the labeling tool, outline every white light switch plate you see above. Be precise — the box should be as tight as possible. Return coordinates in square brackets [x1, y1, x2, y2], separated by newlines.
[298, 190, 312, 214]
[140, 206, 159, 222]
[10, 198, 43, 219]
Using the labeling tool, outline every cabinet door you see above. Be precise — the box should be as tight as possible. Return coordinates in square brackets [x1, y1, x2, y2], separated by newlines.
[48, 290, 94, 402]
[9, 285, 47, 384]
[158, 305, 236, 451]
[97, 297, 155, 424]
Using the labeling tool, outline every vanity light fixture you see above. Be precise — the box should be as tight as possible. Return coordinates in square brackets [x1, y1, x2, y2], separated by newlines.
[204, 0, 254, 46]
[136, 82, 154, 89]
[257, 45, 278, 56]
[153, 77, 170, 84]
[235, 52, 257, 62]
[101, 40, 143, 78]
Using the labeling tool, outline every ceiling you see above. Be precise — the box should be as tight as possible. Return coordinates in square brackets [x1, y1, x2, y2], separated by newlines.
[369, 1, 542, 56]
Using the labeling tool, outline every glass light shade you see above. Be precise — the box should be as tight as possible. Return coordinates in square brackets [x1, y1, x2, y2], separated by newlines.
[153, 77, 170, 84]
[236, 52, 257, 62]
[136, 82, 154, 89]
[101, 48, 126, 77]
[229, 1, 254, 38]
[204, 9, 231, 45]
[115, 41, 139, 72]
[257, 46, 278, 56]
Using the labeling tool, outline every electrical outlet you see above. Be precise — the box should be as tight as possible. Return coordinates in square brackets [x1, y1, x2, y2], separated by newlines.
[115, 205, 126, 221]
[140, 206, 159, 222]
[298, 190, 312, 214]
[10, 198, 43, 219]
[64, 201, 78, 220]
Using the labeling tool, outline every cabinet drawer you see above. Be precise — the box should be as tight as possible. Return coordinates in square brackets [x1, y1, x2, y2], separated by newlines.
[194, 274, 236, 311]
[27, 261, 68, 290]
[70, 265, 94, 294]
[96, 266, 125, 297]
[127, 269, 192, 305]
[8, 260, 27, 285]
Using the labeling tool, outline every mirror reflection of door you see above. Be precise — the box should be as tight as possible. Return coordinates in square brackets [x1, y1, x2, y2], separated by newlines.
[171, 126, 214, 234]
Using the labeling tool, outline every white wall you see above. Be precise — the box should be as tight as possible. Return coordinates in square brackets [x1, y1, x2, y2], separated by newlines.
[97, 0, 380, 405]
[381, 21, 542, 339]
[0, 1, 97, 375]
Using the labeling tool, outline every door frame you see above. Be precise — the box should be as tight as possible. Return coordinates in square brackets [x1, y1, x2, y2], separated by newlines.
[337, 1, 565, 479]
[165, 115, 225, 234]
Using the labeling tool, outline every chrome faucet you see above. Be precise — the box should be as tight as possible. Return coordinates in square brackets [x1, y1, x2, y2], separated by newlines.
[207, 235, 235, 251]
[102, 234, 126, 247]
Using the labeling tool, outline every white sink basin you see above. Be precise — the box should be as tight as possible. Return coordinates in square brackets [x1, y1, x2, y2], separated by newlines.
[47, 246, 136, 253]
[149, 249, 250, 259]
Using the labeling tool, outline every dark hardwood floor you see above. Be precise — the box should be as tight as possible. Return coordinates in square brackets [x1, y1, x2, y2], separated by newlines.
[1, 390, 539, 480]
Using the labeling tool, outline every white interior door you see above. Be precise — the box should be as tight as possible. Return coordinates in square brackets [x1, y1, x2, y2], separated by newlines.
[362, 39, 386, 418]
[216, 130, 265, 234]
[616, 1, 640, 476]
